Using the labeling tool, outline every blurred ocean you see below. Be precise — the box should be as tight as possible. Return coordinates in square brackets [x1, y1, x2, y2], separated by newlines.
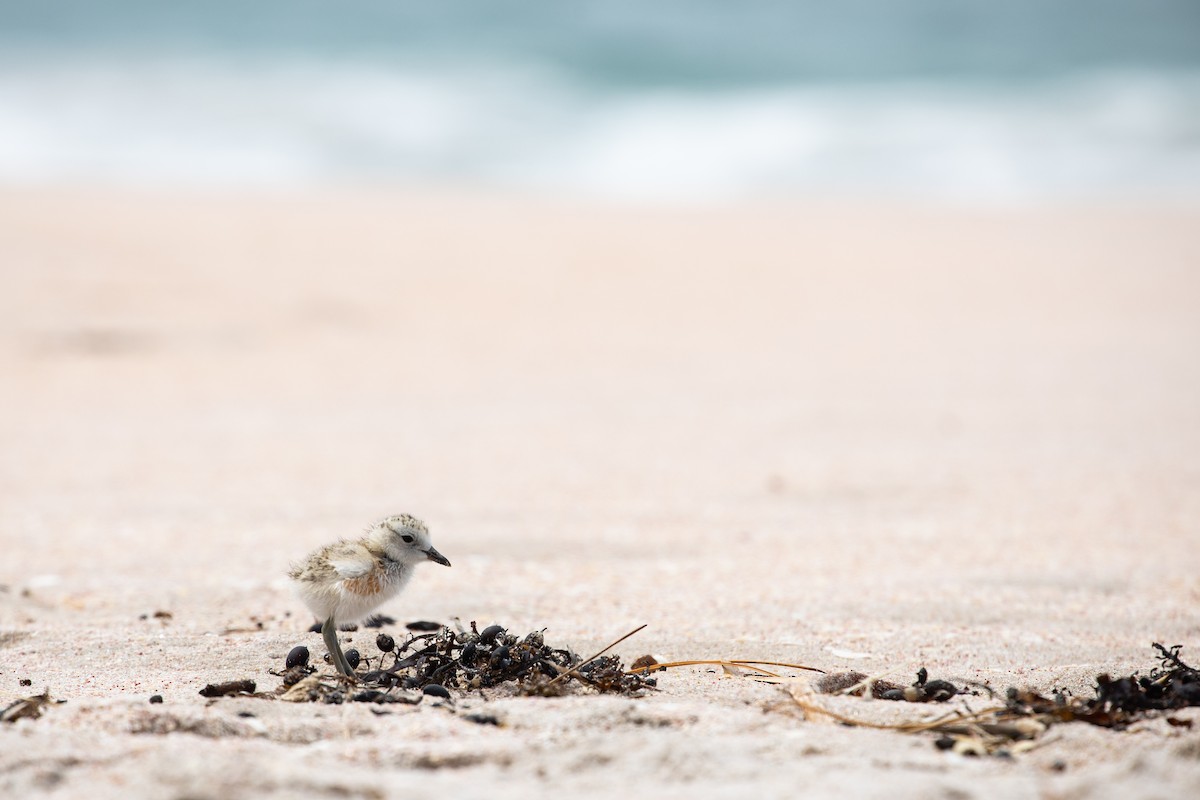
[1, 0, 1198, 200]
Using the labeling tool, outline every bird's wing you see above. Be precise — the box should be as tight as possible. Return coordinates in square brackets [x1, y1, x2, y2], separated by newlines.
[327, 544, 374, 579]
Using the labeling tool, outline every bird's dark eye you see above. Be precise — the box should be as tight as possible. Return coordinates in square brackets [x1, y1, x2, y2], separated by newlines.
[401, 534, 415, 544]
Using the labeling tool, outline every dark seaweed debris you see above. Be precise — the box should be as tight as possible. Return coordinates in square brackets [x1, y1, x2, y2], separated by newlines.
[923, 643, 1200, 756]
[1003, 642, 1200, 730]
[198, 679, 256, 698]
[815, 668, 962, 702]
[274, 621, 656, 704]
[791, 643, 1200, 758]
[880, 668, 960, 703]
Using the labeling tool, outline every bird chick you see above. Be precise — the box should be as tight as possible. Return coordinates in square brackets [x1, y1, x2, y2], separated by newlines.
[288, 514, 450, 677]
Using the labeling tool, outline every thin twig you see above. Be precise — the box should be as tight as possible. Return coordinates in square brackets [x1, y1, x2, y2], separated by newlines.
[788, 685, 1005, 732]
[544, 624, 648, 688]
[627, 659, 825, 678]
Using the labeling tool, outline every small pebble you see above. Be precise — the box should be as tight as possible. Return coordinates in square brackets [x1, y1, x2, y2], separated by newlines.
[149, 695, 163, 704]
[489, 645, 511, 668]
[18, 678, 32, 687]
[405, 620, 441, 632]
[285, 645, 310, 669]
[345, 648, 361, 669]
[422, 683, 451, 699]
[479, 624, 505, 644]
[923, 680, 959, 702]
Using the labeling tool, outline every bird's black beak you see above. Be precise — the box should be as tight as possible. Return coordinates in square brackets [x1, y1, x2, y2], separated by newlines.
[424, 547, 451, 567]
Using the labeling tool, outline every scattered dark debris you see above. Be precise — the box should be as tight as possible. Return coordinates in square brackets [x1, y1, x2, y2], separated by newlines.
[149, 695, 163, 704]
[153, 610, 173, 620]
[365, 614, 397, 628]
[792, 643, 1200, 758]
[406, 620, 441, 632]
[464, 712, 501, 726]
[199, 679, 256, 698]
[880, 668, 960, 703]
[277, 663, 316, 687]
[562, 654, 650, 696]
[1001, 643, 1200, 730]
[285, 645, 310, 669]
[19, 678, 32, 687]
[188, 616, 1197, 760]
[269, 621, 655, 705]
[630, 655, 661, 673]
[815, 668, 960, 702]
[2, 689, 65, 723]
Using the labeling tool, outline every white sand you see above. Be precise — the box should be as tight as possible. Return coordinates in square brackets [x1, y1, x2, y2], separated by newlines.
[1, 188, 1199, 798]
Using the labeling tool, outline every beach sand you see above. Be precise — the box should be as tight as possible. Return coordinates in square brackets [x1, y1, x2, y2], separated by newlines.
[2, 187, 1198, 798]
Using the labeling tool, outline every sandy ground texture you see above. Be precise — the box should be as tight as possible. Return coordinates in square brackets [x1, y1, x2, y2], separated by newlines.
[1, 188, 1199, 799]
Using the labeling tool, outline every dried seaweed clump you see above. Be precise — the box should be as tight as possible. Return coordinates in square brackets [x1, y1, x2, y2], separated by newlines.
[791, 643, 1200, 758]
[1003, 642, 1200, 730]
[273, 622, 656, 704]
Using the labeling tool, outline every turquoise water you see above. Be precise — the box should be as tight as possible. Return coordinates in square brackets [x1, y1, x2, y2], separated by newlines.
[1, 1, 1198, 198]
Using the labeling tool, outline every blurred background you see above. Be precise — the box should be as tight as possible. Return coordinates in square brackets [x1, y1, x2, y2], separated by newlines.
[1, 2, 1198, 658]
[1, 0, 1198, 200]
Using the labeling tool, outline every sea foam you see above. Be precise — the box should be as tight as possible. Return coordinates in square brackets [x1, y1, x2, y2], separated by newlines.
[1, 54, 1197, 200]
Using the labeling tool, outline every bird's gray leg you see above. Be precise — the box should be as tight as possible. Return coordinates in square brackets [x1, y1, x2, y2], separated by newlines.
[322, 616, 355, 678]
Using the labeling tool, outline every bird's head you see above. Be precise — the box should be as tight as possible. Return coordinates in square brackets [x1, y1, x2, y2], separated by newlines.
[372, 513, 451, 567]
